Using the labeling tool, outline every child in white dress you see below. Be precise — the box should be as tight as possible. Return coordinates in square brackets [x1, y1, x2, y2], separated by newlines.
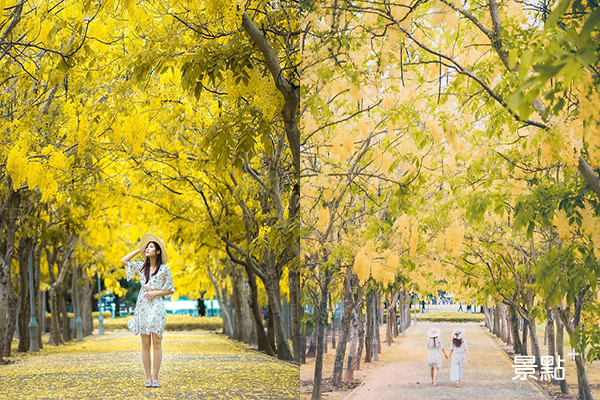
[426, 327, 448, 386]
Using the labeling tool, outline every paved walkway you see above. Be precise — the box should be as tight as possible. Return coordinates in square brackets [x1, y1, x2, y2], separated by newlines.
[347, 322, 549, 400]
[0, 331, 299, 399]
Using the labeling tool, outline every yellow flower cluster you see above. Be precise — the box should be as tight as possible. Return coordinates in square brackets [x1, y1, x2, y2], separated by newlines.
[205, 0, 243, 30]
[254, 74, 284, 122]
[353, 244, 372, 284]
[316, 207, 330, 233]
[574, 205, 600, 258]
[6, 144, 27, 189]
[585, 122, 600, 168]
[118, 114, 148, 155]
[552, 209, 572, 242]
[28, 160, 58, 202]
[444, 221, 465, 258]
[393, 214, 418, 255]
[330, 131, 354, 161]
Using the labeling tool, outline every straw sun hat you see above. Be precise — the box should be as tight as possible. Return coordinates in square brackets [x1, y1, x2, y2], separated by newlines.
[452, 328, 466, 340]
[427, 327, 441, 338]
[139, 233, 168, 263]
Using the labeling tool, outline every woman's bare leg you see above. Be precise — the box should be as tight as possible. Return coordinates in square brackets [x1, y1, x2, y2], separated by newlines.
[151, 332, 163, 380]
[141, 334, 152, 380]
[430, 367, 434, 381]
[433, 367, 438, 384]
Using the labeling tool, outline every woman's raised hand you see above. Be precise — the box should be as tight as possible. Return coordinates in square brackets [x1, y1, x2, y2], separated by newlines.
[121, 248, 141, 266]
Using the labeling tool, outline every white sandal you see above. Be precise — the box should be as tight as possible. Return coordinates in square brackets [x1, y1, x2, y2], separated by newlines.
[144, 380, 152, 388]
[152, 380, 160, 388]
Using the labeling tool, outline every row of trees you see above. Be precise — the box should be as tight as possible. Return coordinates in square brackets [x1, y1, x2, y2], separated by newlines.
[1, 0, 302, 362]
[300, 0, 599, 399]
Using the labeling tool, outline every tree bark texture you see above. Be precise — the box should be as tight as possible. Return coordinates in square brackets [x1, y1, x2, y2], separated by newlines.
[0, 188, 21, 361]
[17, 237, 33, 352]
[554, 306, 569, 395]
[364, 290, 373, 363]
[331, 270, 354, 387]
[311, 267, 332, 400]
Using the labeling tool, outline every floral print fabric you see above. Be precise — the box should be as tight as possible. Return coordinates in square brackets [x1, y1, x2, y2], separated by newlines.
[126, 260, 175, 339]
[426, 337, 444, 368]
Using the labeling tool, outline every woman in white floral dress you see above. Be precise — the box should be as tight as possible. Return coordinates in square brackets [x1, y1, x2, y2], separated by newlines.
[120, 234, 175, 388]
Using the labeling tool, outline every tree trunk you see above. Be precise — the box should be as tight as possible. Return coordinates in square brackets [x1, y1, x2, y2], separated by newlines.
[502, 306, 510, 344]
[355, 297, 365, 371]
[329, 293, 336, 350]
[364, 290, 373, 363]
[306, 328, 317, 358]
[240, 280, 254, 344]
[289, 267, 302, 363]
[509, 304, 523, 354]
[17, 238, 32, 352]
[493, 303, 500, 337]
[323, 325, 327, 353]
[299, 290, 306, 364]
[244, 265, 274, 355]
[558, 305, 594, 400]
[391, 291, 398, 337]
[0, 188, 21, 362]
[345, 282, 363, 381]
[206, 265, 233, 337]
[311, 266, 332, 400]
[521, 317, 528, 356]
[554, 306, 569, 395]
[267, 305, 276, 352]
[221, 284, 231, 336]
[545, 306, 556, 376]
[527, 317, 542, 373]
[34, 244, 43, 349]
[345, 307, 359, 381]
[385, 293, 394, 345]
[3, 280, 18, 357]
[49, 284, 63, 345]
[60, 284, 71, 342]
[231, 263, 243, 341]
[331, 270, 354, 388]
[376, 290, 382, 354]
[81, 268, 93, 337]
[264, 271, 293, 360]
[484, 304, 493, 330]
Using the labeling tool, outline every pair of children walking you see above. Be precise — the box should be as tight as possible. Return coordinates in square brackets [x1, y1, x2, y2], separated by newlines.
[426, 327, 471, 386]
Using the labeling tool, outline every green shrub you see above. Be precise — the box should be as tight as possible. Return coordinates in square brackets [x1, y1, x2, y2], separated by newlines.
[46, 312, 113, 319]
[92, 312, 112, 318]
[416, 312, 484, 323]
[93, 315, 223, 332]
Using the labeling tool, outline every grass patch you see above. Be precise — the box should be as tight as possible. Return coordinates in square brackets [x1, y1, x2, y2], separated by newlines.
[416, 312, 485, 323]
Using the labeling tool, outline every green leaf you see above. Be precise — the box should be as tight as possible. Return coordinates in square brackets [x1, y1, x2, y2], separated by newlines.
[519, 50, 534, 78]
[545, 0, 573, 29]
[508, 49, 519, 70]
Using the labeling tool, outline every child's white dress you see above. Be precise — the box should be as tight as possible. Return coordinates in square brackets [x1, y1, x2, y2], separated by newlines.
[126, 260, 175, 339]
[426, 337, 444, 368]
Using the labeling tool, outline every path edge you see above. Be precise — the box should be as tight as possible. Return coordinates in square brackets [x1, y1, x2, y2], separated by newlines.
[479, 325, 552, 400]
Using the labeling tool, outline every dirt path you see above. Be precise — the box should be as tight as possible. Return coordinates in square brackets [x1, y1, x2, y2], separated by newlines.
[346, 322, 549, 400]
